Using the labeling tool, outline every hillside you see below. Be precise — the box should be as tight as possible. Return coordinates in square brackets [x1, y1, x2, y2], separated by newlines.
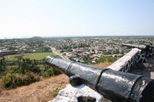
[0, 74, 69, 102]
[0, 62, 112, 102]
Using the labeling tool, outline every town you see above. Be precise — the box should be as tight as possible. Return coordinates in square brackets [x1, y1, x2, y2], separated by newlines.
[0, 36, 153, 64]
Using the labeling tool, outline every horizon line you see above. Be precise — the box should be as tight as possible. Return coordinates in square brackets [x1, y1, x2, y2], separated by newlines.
[1, 35, 154, 39]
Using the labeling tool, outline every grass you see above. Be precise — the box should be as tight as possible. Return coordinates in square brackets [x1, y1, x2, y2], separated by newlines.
[97, 56, 117, 63]
[7, 65, 18, 68]
[3, 52, 56, 61]
[91, 62, 113, 68]
[52, 88, 63, 97]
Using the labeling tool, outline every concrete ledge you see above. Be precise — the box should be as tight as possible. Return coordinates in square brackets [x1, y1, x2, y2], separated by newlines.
[107, 48, 141, 72]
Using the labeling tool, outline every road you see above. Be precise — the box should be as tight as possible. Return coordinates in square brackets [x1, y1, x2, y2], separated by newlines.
[50, 46, 70, 60]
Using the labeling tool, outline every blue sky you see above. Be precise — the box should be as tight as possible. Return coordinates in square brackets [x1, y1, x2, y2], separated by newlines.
[0, 0, 154, 38]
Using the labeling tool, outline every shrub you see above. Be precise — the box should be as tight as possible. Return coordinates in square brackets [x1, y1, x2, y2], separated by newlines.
[43, 67, 61, 77]
[2, 72, 40, 89]
[2, 72, 12, 88]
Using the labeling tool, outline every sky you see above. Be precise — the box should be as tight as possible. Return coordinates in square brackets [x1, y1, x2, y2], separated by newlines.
[0, 0, 154, 39]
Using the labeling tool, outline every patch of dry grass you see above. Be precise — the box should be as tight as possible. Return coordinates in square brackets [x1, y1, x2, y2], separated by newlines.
[0, 74, 68, 102]
[91, 62, 113, 68]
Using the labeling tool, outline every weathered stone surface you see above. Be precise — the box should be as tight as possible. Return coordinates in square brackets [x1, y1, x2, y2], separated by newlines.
[49, 84, 103, 102]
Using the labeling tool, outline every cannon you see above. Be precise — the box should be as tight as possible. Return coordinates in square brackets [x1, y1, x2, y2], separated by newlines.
[46, 56, 154, 102]
[122, 43, 147, 49]
[122, 43, 154, 57]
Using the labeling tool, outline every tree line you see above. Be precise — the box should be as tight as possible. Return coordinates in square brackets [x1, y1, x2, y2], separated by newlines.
[0, 56, 61, 89]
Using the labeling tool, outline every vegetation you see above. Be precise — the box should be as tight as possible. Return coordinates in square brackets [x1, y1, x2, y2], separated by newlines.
[0, 52, 61, 89]
[97, 56, 117, 63]
[2, 72, 40, 89]
[4, 52, 55, 61]
[52, 88, 63, 97]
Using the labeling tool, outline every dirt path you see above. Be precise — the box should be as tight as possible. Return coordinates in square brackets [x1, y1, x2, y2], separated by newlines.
[0, 74, 69, 102]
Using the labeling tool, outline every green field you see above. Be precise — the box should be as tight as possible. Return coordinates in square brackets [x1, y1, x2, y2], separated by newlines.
[2, 52, 56, 61]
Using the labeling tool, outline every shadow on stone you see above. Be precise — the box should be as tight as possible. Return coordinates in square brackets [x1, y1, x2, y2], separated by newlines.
[130, 57, 154, 79]
[77, 96, 96, 102]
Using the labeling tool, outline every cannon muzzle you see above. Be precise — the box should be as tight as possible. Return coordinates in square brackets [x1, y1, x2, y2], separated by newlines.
[46, 56, 154, 102]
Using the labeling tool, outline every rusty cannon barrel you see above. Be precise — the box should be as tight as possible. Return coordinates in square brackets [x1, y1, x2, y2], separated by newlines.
[46, 56, 154, 102]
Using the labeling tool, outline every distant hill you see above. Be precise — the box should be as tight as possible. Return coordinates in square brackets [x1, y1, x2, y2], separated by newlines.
[31, 36, 42, 39]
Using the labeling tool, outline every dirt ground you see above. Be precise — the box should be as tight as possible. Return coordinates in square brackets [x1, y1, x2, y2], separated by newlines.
[91, 62, 112, 68]
[0, 74, 69, 102]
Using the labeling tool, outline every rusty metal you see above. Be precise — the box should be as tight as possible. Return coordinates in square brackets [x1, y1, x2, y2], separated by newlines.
[46, 56, 154, 102]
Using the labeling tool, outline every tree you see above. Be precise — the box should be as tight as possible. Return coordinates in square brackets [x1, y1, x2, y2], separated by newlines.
[0, 57, 6, 70]
[8, 46, 16, 50]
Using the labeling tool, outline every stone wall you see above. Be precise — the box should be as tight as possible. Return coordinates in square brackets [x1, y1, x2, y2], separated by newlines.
[107, 48, 141, 72]
[107, 47, 154, 72]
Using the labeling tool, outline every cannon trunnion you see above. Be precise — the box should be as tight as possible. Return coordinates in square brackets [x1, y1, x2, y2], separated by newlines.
[46, 56, 154, 102]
